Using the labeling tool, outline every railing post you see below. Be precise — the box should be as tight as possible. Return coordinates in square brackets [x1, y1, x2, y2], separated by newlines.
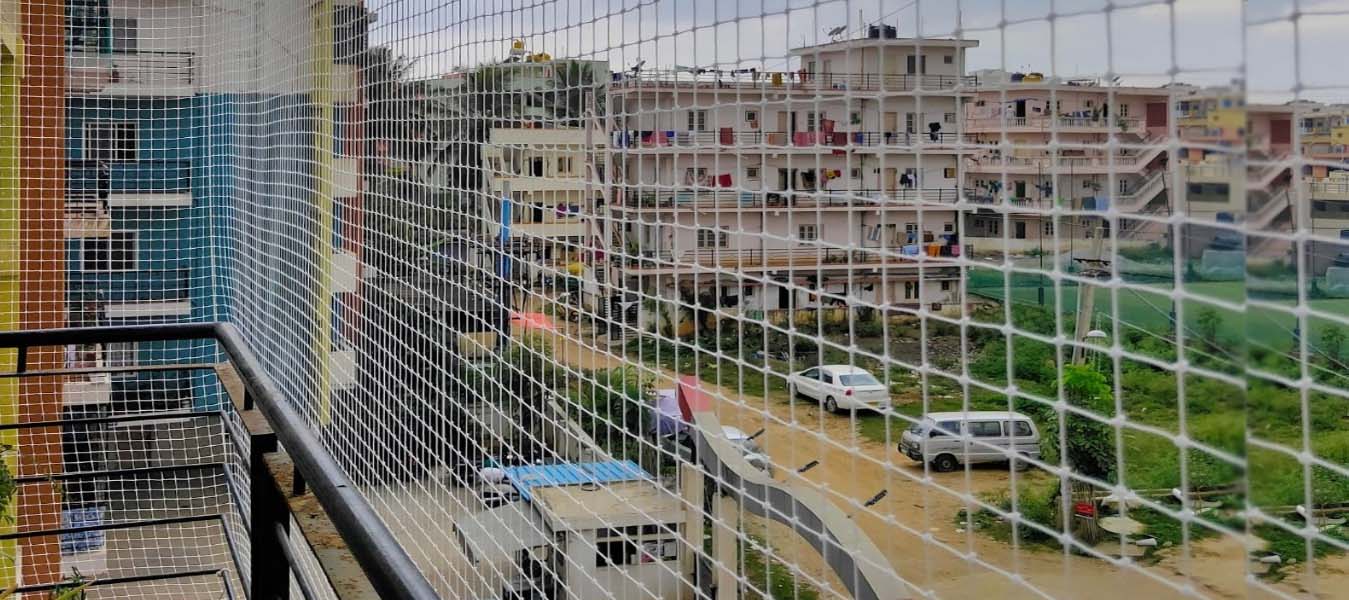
[249, 390, 290, 600]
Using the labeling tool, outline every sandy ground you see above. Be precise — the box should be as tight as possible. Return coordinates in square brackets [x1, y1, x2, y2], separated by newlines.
[531, 322, 1349, 600]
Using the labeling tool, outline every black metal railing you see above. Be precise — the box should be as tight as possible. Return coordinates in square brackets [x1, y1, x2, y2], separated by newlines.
[611, 129, 971, 149]
[618, 187, 961, 208]
[0, 323, 438, 600]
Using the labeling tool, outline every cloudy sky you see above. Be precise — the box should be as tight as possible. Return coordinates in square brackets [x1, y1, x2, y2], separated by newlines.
[367, 0, 1348, 104]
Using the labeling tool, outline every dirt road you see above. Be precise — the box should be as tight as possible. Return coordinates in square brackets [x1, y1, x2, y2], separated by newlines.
[535, 326, 1349, 599]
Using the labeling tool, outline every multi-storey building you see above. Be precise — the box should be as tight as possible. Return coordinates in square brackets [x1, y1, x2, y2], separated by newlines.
[960, 75, 1175, 255]
[50, 0, 371, 582]
[608, 30, 976, 324]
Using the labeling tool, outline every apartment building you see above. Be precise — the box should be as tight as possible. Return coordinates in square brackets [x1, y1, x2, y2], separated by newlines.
[52, 0, 370, 582]
[1303, 104, 1349, 276]
[960, 76, 1175, 255]
[608, 29, 975, 323]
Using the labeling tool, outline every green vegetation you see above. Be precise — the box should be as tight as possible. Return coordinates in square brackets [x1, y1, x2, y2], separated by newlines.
[740, 534, 820, 600]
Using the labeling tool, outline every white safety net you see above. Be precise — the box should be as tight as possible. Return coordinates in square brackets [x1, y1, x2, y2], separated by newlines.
[3, 0, 1349, 599]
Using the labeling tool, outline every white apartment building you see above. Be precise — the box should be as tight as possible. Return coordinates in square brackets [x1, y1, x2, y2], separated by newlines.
[608, 32, 977, 322]
[961, 77, 1175, 255]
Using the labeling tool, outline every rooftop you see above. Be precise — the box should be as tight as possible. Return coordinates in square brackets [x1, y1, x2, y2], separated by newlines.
[532, 480, 686, 531]
[503, 460, 648, 502]
[790, 36, 980, 54]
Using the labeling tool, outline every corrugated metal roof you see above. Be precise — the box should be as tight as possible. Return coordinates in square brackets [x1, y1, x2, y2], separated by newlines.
[503, 460, 650, 502]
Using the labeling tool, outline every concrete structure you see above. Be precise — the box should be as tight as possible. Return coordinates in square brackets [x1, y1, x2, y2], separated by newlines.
[960, 78, 1175, 255]
[455, 461, 688, 600]
[609, 33, 975, 325]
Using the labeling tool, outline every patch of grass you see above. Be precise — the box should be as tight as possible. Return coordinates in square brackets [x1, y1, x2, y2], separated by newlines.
[1253, 523, 1349, 579]
[959, 477, 1061, 546]
[740, 534, 821, 600]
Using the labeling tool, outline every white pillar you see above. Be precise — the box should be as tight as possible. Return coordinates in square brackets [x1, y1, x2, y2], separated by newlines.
[712, 493, 739, 600]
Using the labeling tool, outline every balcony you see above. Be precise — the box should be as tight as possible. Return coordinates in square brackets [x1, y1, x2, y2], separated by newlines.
[966, 115, 1145, 133]
[64, 199, 111, 239]
[611, 129, 973, 151]
[624, 246, 961, 274]
[63, 343, 113, 407]
[614, 187, 960, 210]
[611, 70, 978, 94]
[0, 323, 437, 600]
[68, 160, 193, 208]
[964, 146, 1164, 173]
[1311, 181, 1349, 201]
[67, 51, 196, 97]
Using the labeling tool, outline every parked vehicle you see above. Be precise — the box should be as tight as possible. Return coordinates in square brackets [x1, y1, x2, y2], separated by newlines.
[787, 365, 891, 412]
[897, 411, 1040, 472]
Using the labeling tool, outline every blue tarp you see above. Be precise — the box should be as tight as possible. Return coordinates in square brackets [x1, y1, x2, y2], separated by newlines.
[503, 461, 650, 502]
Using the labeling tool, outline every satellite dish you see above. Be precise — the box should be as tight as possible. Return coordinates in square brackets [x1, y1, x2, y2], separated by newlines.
[630, 59, 646, 74]
[826, 25, 847, 38]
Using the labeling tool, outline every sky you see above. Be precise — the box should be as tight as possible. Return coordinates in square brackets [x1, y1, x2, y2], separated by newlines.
[366, 0, 1349, 104]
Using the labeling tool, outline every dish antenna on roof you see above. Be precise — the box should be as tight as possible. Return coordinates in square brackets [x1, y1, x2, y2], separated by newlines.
[630, 59, 645, 74]
[825, 25, 847, 40]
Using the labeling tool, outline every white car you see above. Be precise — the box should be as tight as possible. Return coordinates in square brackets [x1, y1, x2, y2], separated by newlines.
[788, 365, 891, 412]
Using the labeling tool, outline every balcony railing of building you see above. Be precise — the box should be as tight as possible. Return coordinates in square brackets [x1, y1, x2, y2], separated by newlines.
[69, 50, 195, 84]
[0, 323, 438, 600]
[612, 129, 972, 149]
[1311, 181, 1349, 200]
[611, 70, 978, 93]
[966, 116, 1145, 131]
[617, 188, 961, 209]
[625, 245, 964, 271]
[67, 268, 193, 304]
[67, 160, 193, 198]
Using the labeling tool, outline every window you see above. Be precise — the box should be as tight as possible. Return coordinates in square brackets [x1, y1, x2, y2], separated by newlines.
[105, 342, 136, 368]
[696, 228, 728, 248]
[850, 111, 862, 125]
[1010, 421, 1034, 437]
[969, 421, 1003, 437]
[85, 122, 137, 162]
[821, 372, 834, 385]
[904, 281, 918, 299]
[806, 111, 818, 132]
[905, 54, 927, 74]
[1119, 104, 1130, 117]
[111, 18, 137, 53]
[851, 168, 862, 180]
[798, 224, 818, 241]
[1188, 183, 1204, 195]
[800, 368, 818, 379]
[687, 110, 708, 131]
[686, 167, 708, 184]
[1043, 220, 1055, 235]
[596, 540, 639, 567]
[944, 222, 954, 232]
[905, 113, 916, 133]
[806, 60, 816, 74]
[1085, 99, 1095, 108]
[746, 167, 760, 180]
[745, 110, 758, 123]
[931, 421, 959, 437]
[944, 167, 956, 179]
[944, 112, 956, 124]
[81, 231, 136, 272]
[944, 54, 954, 64]
[1118, 178, 1129, 194]
[940, 281, 951, 291]
[557, 157, 573, 175]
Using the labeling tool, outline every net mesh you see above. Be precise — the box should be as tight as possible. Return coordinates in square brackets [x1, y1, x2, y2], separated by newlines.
[2, 0, 1348, 598]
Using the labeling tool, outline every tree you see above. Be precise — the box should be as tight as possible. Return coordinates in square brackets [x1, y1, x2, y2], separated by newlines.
[1321, 325, 1346, 364]
[1194, 307, 1222, 351]
[1046, 364, 1117, 481]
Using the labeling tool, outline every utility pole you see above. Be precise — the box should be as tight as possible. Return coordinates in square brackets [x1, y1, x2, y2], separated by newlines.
[1072, 226, 1107, 364]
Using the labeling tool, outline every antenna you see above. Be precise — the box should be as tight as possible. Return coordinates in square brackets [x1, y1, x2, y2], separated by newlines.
[825, 25, 847, 40]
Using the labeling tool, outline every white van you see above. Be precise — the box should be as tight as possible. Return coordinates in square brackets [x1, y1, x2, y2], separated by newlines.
[897, 411, 1040, 472]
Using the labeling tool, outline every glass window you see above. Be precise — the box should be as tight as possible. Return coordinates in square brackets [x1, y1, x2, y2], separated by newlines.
[800, 368, 818, 379]
[932, 421, 959, 437]
[838, 373, 880, 386]
[1010, 421, 1034, 437]
[821, 372, 834, 384]
[969, 421, 1004, 437]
